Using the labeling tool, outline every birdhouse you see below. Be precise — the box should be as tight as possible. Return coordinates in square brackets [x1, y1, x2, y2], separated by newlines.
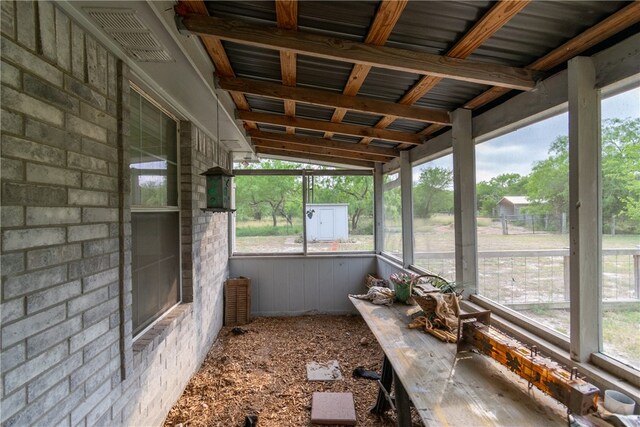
[201, 167, 235, 212]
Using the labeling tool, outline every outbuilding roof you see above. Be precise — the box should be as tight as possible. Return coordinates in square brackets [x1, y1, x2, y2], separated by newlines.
[498, 196, 531, 206]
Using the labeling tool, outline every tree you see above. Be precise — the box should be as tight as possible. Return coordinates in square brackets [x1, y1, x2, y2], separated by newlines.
[476, 173, 528, 216]
[525, 136, 568, 216]
[413, 167, 453, 218]
[310, 175, 373, 232]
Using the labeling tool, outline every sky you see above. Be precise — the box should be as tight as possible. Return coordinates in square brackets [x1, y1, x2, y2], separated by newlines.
[414, 86, 639, 184]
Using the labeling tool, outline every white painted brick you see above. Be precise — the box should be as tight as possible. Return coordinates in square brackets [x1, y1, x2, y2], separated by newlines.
[3, 264, 67, 299]
[0, 388, 26, 424]
[2, 304, 66, 349]
[70, 22, 84, 80]
[0, 298, 24, 324]
[26, 316, 82, 357]
[67, 287, 109, 316]
[82, 173, 117, 191]
[82, 297, 118, 327]
[66, 114, 107, 143]
[26, 280, 82, 314]
[67, 151, 109, 174]
[70, 348, 109, 390]
[82, 207, 118, 223]
[26, 207, 81, 226]
[2, 181, 67, 206]
[2, 227, 65, 251]
[83, 267, 118, 292]
[27, 243, 82, 269]
[1, 108, 24, 135]
[68, 223, 109, 242]
[1, 252, 24, 275]
[1, 206, 24, 227]
[1, 0, 15, 38]
[26, 163, 82, 187]
[83, 327, 118, 361]
[4, 378, 68, 427]
[3, 342, 67, 394]
[27, 352, 81, 403]
[38, 1, 57, 62]
[25, 117, 81, 152]
[68, 189, 109, 206]
[79, 102, 117, 132]
[2, 134, 65, 165]
[69, 318, 109, 353]
[41, 387, 84, 427]
[15, 0, 36, 50]
[55, 7, 71, 71]
[70, 380, 110, 426]
[0, 37, 63, 86]
[1, 342, 25, 373]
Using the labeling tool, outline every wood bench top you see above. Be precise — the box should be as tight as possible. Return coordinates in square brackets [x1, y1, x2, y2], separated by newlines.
[350, 296, 568, 426]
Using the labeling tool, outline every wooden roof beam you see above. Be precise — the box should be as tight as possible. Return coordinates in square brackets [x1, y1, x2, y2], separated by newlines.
[255, 146, 376, 169]
[275, 0, 298, 135]
[238, 111, 423, 145]
[248, 130, 399, 158]
[218, 77, 450, 125]
[177, 14, 540, 90]
[252, 139, 395, 163]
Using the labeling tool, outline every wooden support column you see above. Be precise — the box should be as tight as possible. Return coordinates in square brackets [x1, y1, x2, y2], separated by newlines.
[452, 108, 477, 295]
[400, 151, 414, 268]
[374, 163, 384, 254]
[568, 56, 601, 362]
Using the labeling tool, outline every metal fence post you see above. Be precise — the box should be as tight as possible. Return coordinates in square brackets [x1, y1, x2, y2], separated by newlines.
[634, 254, 640, 299]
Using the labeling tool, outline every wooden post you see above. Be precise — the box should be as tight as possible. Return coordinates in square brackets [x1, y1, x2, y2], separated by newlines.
[374, 163, 384, 254]
[452, 108, 478, 295]
[400, 151, 414, 268]
[568, 56, 601, 362]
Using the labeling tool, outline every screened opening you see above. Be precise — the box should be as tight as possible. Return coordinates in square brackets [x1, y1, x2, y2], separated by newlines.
[382, 171, 402, 260]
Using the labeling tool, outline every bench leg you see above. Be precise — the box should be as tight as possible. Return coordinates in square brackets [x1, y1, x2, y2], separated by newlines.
[370, 355, 394, 414]
[393, 369, 412, 427]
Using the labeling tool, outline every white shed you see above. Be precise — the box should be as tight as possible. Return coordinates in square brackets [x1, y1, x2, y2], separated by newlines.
[306, 204, 349, 241]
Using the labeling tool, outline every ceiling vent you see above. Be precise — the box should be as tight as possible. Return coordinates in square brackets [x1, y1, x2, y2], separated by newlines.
[83, 8, 174, 62]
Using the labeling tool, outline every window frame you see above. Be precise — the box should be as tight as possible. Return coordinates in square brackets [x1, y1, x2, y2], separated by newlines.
[129, 83, 182, 339]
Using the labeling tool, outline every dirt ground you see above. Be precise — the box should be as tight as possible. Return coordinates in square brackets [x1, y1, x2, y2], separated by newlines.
[164, 315, 424, 427]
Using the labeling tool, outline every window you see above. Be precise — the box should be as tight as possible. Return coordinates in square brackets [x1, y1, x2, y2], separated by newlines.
[599, 83, 640, 370]
[130, 89, 180, 336]
[475, 113, 570, 335]
[412, 155, 454, 279]
[306, 174, 374, 253]
[382, 171, 402, 259]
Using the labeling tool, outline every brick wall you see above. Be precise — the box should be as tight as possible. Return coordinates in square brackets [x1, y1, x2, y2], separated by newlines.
[1, 2, 229, 425]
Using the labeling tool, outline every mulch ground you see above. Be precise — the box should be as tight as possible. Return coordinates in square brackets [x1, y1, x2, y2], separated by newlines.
[164, 315, 424, 427]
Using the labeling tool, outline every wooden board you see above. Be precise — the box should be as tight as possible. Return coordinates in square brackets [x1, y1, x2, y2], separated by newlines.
[350, 297, 568, 426]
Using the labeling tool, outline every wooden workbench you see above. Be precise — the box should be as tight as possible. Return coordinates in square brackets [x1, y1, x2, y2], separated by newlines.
[350, 296, 569, 426]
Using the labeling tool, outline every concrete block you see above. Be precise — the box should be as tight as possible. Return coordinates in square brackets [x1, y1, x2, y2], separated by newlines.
[27, 352, 81, 403]
[38, 1, 57, 61]
[2, 181, 67, 207]
[83, 267, 118, 292]
[66, 114, 107, 143]
[310, 392, 356, 426]
[26, 280, 81, 314]
[82, 207, 118, 223]
[1, 108, 23, 135]
[1, 37, 63, 86]
[1, 60, 21, 88]
[69, 317, 109, 354]
[1, 86, 63, 126]
[3, 342, 67, 396]
[0, 206, 24, 228]
[26, 315, 81, 357]
[64, 74, 106, 111]
[26, 163, 81, 187]
[1, 342, 25, 373]
[82, 173, 117, 191]
[1, 0, 15, 38]
[3, 262, 67, 299]
[15, 0, 36, 50]
[1, 252, 25, 275]
[26, 207, 81, 226]
[0, 388, 26, 425]
[23, 73, 79, 113]
[2, 227, 66, 252]
[1, 298, 25, 325]
[67, 287, 109, 317]
[25, 117, 81, 152]
[2, 304, 66, 349]
[70, 22, 85, 80]
[27, 243, 82, 270]
[68, 151, 109, 174]
[2, 134, 65, 165]
[55, 7, 71, 71]
[68, 189, 109, 206]
[68, 223, 109, 242]
[1, 158, 24, 181]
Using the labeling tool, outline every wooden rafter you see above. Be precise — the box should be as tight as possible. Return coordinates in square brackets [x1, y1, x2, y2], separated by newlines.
[276, 0, 298, 135]
[325, 0, 409, 138]
[248, 131, 399, 158]
[178, 14, 540, 90]
[238, 111, 423, 145]
[177, 1, 257, 130]
[253, 139, 395, 163]
[255, 146, 376, 169]
[367, 0, 530, 146]
[218, 77, 450, 125]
